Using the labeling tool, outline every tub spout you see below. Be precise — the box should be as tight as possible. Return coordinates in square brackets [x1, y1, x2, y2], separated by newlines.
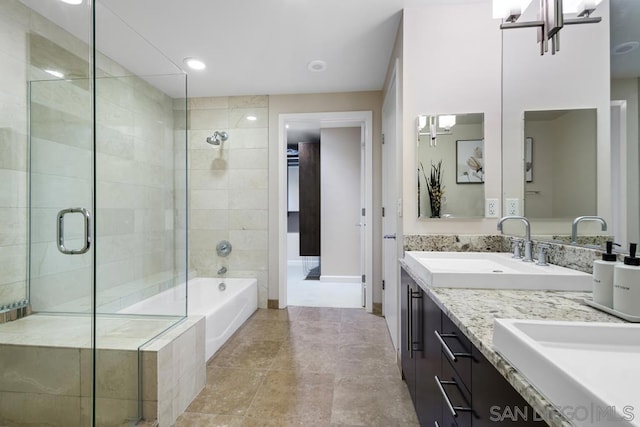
[217, 266, 227, 275]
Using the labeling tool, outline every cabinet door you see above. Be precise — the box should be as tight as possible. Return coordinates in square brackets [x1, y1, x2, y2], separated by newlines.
[400, 269, 416, 400]
[415, 292, 443, 426]
[471, 346, 546, 426]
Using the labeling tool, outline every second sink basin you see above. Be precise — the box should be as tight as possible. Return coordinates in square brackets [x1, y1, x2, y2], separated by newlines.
[404, 251, 592, 290]
[493, 319, 640, 427]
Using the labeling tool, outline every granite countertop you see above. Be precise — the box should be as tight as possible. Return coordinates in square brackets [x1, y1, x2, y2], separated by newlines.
[400, 260, 626, 427]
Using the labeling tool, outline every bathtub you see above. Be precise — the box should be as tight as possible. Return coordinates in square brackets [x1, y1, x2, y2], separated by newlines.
[120, 277, 258, 361]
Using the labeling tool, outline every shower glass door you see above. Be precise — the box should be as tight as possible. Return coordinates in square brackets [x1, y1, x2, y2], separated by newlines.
[23, 0, 95, 425]
[18, 0, 188, 425]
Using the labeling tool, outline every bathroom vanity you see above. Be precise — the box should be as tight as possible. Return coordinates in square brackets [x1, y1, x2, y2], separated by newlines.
[400, 259, 626, 427]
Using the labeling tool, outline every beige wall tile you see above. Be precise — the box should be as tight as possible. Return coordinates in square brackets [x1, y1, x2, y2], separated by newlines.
[189, 108, 229, 130]
[229, 189, 268, 210]
[229, 107, 268, 129]
[228, 169, 268, 189]
[190, 209, 230, 231]
[94, 349, 138, 400]
[191, 189, 229, 210]
[189, 96, 229, 110]
[229, 230, 268, 251]
[0, 345, 80, 395]
[228, 148, 268, 169]
[225, 128, 268, 149]
[229, 95, 268, 109]
[0, 392, 81, 426]
[228, 209, 268, 230]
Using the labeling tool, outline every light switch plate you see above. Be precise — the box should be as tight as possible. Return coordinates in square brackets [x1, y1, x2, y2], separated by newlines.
[506, 198, 520, 216]
[485, 199, 499, 218]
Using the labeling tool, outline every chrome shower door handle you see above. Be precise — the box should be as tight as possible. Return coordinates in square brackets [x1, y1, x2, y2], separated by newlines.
[57, 208, 92, 255]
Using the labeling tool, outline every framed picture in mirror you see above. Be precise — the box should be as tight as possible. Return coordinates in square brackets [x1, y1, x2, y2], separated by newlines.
[525, 137, 533, 182]
[456, 139, 484, 183]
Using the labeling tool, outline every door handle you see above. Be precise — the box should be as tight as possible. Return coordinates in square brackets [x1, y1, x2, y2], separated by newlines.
[57, 208, 92, 255]
[383, 234, 396, 239]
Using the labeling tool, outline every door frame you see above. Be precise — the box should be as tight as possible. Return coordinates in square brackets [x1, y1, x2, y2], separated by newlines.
[278, 111, 373, 312]
[382, 58, 401, 350]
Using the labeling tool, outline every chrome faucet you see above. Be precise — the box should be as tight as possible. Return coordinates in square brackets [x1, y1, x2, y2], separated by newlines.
[571, 216, 607, 244]
[497, 216, 533, 262]
[217, 266, 227, 275]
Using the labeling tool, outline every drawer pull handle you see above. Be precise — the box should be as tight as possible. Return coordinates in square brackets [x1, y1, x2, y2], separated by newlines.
[434, 330, 472, 362]
[434, 375, 472, 418]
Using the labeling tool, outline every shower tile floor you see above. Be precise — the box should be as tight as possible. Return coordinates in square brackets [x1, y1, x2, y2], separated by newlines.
[176, 307, 419, 426]
[287, 263, 362, 308]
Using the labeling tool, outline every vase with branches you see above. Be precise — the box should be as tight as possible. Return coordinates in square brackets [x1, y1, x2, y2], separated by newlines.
[420, 160, 444, 218]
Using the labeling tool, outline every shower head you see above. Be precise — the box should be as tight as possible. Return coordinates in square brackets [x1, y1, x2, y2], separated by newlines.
[206, 131, 229, 145]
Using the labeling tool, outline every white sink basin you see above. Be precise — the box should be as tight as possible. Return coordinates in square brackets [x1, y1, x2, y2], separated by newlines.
[493, 319, 640, 427]
[404, 251, 591, 290]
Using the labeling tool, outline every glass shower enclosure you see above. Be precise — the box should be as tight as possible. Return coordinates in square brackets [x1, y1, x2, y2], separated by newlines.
[0, 1, 188, 425]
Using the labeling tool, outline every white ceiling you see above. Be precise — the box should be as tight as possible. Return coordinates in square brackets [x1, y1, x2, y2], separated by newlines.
[19, 0, 639, 98]
[100, 0, 406, 97]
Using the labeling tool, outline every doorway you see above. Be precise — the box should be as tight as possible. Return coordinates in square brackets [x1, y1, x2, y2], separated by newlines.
[278, 112, 374, 311]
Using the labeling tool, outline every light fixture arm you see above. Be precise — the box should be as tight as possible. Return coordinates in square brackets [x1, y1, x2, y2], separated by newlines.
[498, 0, 601, 55]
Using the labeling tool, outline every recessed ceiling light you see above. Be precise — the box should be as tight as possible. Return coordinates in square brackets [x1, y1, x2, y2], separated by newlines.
[246, 115, 257, 121]
[60, 0, 83, 4]
[183, 58, 206, 70]
[44, 69, 64, 78]
[307, 60, 327, 73]
[612, 41, 639, 56]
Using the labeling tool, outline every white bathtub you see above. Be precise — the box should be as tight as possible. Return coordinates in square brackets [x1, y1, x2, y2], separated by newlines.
[120, 277, 258, 361]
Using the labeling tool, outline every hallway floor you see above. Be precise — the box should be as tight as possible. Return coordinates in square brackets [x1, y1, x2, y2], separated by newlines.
[176, 307, 419, 426]
[287, 263, 362, 308]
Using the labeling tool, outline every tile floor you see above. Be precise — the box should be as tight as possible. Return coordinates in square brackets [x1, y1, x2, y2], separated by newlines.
[175, 306, 419, 426]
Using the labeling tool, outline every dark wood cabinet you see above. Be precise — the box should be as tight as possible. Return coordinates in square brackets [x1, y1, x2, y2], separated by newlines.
[401, 268, 443, 426]
[400, 266, 545, 427]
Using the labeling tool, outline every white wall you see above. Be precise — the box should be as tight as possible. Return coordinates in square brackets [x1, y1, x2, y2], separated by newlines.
[502, 0, 610, 228]
[402, 0, 502, 234]
[320, 127, 361, 279]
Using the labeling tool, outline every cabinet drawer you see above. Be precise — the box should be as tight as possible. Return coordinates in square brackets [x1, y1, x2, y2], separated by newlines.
[438, 356, 472, 427]
[437, 314, 473, 392]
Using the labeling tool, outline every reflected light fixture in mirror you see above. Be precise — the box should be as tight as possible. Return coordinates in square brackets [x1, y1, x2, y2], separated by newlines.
[417, 115, 456, 146]
[493, 0, 603, 55]
[439, 114, 456, 131]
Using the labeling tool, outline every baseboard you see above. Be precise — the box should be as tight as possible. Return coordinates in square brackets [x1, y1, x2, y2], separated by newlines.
[373, 303, 382, 316]
[319, 275, 360, 283]
[267, 299, 279, 309]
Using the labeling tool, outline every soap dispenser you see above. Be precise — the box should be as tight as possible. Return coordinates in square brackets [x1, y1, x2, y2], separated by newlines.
[613, 243, 640, 316]
[592, 241, 618, 308]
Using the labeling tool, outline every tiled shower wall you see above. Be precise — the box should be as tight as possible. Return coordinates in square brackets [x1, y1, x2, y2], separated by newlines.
[0, 0, 186, 313]
[0, 0, 79, 308]
[187, 96, 269, 307]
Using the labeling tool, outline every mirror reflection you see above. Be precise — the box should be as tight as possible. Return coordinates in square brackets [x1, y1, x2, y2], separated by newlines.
[417, 113, 484, 218]
[523, 109, 598, 219]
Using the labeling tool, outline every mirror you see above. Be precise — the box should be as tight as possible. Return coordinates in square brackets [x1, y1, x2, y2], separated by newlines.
[500, 0, 611, 248]
[523, 109, 597, 219]
[610, 0, 640, 249]
[417, 113, 484, 218]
